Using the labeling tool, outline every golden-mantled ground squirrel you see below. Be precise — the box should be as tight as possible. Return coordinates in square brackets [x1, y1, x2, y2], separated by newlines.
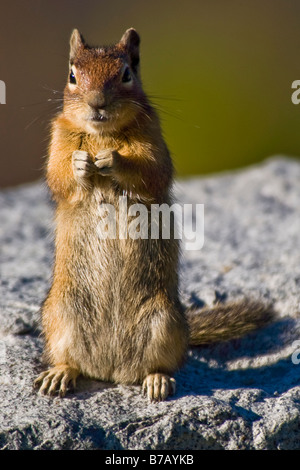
[34, 28, 273, 401]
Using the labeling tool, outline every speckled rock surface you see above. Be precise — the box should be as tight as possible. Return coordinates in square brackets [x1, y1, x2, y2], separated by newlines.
[1, 156, 300, 450]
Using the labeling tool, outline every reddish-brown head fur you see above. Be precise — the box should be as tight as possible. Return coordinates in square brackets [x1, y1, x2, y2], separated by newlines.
[64, 28, 149, 135]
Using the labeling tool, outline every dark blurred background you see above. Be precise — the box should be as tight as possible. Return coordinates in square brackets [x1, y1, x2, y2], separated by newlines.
[1, 0, 300, 188]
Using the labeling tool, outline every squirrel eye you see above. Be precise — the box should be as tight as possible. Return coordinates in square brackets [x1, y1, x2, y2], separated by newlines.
[122, 67, 132, 83]
[69, 69, 76, 85]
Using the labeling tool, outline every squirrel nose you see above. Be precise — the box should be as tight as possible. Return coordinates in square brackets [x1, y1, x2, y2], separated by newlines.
[87, 92, 106, 110]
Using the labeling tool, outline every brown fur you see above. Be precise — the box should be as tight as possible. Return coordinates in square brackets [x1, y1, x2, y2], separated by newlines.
[34, 28, 273, 401]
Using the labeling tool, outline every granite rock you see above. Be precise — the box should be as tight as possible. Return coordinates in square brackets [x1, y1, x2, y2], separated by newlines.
[1, 156, 300, 450]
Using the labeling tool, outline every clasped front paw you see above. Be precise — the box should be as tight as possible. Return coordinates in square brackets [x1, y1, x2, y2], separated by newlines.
[72, 150, 95, 181]
[94, 149, 116, 176]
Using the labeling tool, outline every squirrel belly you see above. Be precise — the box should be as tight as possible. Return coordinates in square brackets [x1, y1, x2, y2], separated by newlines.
[42, 189, 188, 386]
[35, 28, 274, 401]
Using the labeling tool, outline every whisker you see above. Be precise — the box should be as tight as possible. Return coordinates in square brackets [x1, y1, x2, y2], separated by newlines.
[24, 116, 44, 131]
[147, 93, 183, 103]
[127, 100, 153, 122]
[40, 84, 64, 95]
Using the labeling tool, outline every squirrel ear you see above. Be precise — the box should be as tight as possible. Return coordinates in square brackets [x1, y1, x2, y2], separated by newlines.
[119, 28, 140, 73]
[69, 29, 85, 62]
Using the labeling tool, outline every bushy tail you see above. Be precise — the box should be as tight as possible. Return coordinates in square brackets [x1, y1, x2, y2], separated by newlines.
[186, 299, 274, 346]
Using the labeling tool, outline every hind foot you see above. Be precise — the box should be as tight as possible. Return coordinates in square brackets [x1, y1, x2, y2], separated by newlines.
[142, 373, 176, 402]
[34, 365, 79, 397]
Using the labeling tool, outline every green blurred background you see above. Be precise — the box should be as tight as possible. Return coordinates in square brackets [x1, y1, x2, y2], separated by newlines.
[1, 0, 300, 187]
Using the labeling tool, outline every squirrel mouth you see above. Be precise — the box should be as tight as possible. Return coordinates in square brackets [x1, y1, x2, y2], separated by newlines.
[90, 113, 108, 123]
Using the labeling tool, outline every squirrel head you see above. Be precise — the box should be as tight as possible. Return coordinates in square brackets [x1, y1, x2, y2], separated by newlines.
[64, 28, 149, 135]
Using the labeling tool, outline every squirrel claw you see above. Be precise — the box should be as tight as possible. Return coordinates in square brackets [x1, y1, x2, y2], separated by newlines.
[72, 150, 95, 181]
[94, 149, 115, 176]
[34, 365, 79, 398]
[142, 373, 176, 402]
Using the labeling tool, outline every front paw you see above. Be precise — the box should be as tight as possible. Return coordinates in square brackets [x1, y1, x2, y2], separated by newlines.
[94, 149, 116, 176]
[72, 150, 95, 182]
